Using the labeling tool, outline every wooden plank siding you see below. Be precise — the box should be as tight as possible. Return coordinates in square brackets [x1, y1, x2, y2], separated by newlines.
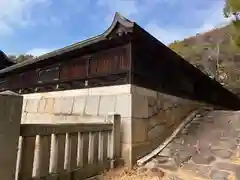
[0, 45, 130, 93]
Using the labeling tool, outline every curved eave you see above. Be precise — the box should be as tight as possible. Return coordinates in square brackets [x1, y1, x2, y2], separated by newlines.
[0, 50, 16, 66]
[0, 12, 135, 75]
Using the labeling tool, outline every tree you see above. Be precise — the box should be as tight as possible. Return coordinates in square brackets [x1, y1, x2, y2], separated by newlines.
[224, 0, 240, 46]
[8, 54, 34, 63]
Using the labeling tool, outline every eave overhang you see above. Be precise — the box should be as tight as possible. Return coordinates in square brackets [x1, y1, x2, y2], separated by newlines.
[0, 12, 135, 75]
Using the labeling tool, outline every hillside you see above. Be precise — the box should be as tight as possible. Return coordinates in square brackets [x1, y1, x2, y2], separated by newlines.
[169, 25, 240, 93]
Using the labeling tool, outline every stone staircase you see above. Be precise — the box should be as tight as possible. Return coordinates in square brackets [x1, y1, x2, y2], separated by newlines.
[137, 110, 240, 180]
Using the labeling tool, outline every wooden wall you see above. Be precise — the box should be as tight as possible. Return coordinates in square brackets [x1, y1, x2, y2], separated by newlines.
[131, 25, 240, 110]
[0, 45, 130, 93]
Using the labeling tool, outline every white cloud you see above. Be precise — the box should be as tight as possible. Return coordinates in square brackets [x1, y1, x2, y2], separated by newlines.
[197, 1, 231, 32]
[26, 48, 54, 56]
[145, 1, 231, 45]
[145, 23, 184, 44]
[0, 0, 50, 36]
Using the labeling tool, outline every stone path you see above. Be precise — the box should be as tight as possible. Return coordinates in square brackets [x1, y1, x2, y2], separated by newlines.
[138, 110, 240, 180]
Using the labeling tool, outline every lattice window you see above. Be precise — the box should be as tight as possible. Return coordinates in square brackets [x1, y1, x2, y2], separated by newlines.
[38, 66, 59, 83]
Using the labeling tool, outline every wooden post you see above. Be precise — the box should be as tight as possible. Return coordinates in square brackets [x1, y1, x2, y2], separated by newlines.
[106, 114, 121, 168]
[0, 91, 23, 180]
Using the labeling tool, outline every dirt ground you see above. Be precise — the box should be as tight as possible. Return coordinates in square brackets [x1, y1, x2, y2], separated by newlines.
[102, 166, 165, 180]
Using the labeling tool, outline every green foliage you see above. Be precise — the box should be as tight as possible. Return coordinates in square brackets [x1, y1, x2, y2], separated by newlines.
[9, 54, 34, 63]
[232, 20, 240, 46]
[224, 0, 240, 17]
[169, 26, 240, 93]
[224, 0, 240, 47]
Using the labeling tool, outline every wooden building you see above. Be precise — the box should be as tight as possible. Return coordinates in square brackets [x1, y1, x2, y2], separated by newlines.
[0, 13, 240, 110]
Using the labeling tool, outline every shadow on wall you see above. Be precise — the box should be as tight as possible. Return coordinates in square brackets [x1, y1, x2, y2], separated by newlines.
[132, 26, 240, 111]
[133, 63, 240, 111]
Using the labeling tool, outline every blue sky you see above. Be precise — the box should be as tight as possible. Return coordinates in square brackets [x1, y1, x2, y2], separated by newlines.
[0, 0, 229, 56]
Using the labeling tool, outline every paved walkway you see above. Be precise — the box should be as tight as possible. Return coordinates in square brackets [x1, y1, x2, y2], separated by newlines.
[136, 110, 240, 180]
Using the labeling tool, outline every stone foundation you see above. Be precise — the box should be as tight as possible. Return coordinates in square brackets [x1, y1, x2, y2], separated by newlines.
[21, 85, 132, 124]
[21, 84, 203, 167]
[130, 86, 202, 165]
[21, 85, 133, 166]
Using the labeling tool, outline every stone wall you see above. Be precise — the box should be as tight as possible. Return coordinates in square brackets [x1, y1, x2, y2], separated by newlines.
[21, 84, 204, 167]
[21, 85, 133, 166]
[130, 86, 202, 165]
[21, 85, 132, 124]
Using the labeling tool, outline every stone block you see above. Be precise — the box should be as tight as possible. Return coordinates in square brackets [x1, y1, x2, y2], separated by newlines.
[115, 94, 131, 118]
[148, 107, 155, 117]
[147, 96, 157, 107]
[154, 110, 167, 124]
[132, 118, 148, 143]
[132, 94, 148, 118]
[164, 109, 176, 127]
[148, 124, 165, 140]
[45, 98, 55, 114]
[51, 115, 67, 123]
[77, 116, 105, 123]
[210, 170, 229, 180]
[182, 163, 211, 179]
[161, 93, 180, 104]
[121, 142, 132, 167]
[22, 99, 27, 112]
[65, 115, 79, 123]
[72, 96, 86, 115]
[215, 162, 239, 171]
[98, 95, 116, 116]
[25, 113, 52, 124]
[211, 149, 233, 159]
[61, 97, 74, 114]
[38, 98, 46, 113]
[25, 99, 39, 113]
[192, 154, 216, 165]
[120, 118, 132, 143]
[85, 96, 100, 116]
[131, 85, 157, 98]
[168, 106, 188, 125]
[53, 97, 74, 115]
[21, 112, 27, 123]
[149, 117, 165, 130]
[53, 98, 61, 114]
[88, 84, 131, 96]
[37, 113, 53, 124]
[162, 101, 174, 110]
